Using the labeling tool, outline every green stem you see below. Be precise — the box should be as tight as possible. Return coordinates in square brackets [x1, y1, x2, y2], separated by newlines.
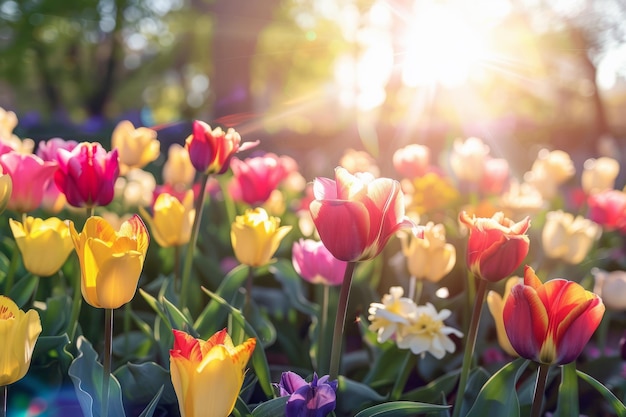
[451, 278, 488, 417]
[218, 175, 236, 224]
[0, 385, 6, 417]
[180, 172, 210, 312]
[67, 256, 83, 342]
[390, 351, 416, 400]
[530, 364, 551, 417]
[124, 302, 131, 357]
[87, 206, 95, 218]
[317, 284, 331, 375]
[244, 266, 254, 318]
[101, 308, 113, 417]
[329, 261, 357, 381]
[29, 276, 40, 306]
[4, 244, 19, 295]
[174, 245, 181, 292]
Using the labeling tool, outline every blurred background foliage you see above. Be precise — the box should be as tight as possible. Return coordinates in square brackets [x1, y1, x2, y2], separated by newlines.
[1, 0, 626, 178]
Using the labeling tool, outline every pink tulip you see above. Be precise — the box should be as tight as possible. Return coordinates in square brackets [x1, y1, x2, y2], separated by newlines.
[230, 153, 294, 205]
[587, 189, 626, 234]
[54, 142, 119, 208]
[0, 152, 57, 213]
[392, 144, 431, 179]
[292, 239, 348, 286]
[309, 167, 418, 262]
[36, 138, 78, 161]
[185, 120, 257, 174]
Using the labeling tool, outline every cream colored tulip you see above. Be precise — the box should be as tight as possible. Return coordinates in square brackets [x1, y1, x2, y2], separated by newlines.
[582, 157, 620, 195]
[163, 144, 196, 188]
[449, 137, 490, 183]
[111, 120, 159, 173]
[400, 222, 455, 283]
[487, 277, 521, 357]
[592, 268, 626, 311]
[542, 210, 601, 264]
[525, 149, 575, 199]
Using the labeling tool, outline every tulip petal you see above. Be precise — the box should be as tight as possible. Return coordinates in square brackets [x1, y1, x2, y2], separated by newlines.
[279, 371, 308, 396]
[310, 199, 370, 261]
[503, 285, 548, 361]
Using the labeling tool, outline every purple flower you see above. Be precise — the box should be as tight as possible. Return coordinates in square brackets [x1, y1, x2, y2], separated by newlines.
[278, 372, 338, 417]
[292, 239, 348, 286]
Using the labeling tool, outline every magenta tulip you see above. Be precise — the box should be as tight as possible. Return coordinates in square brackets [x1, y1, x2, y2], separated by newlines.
[230, 153, 294, 205]
[292, 239, 347, 286]
[309, 167, 418, 262]
[54, 142, 119, 208]
[0, 152, 57, 213]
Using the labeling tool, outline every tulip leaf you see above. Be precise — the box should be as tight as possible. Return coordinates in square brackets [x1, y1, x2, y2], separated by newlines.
[137, 385, 164, 417]
[33, 334, 70, 357]
[139, 289, 170, 329]
[114, 361, 177, 405]
[36, 295, 71, 336]
[402, 368, 460, 402]
[68, 335, 126, 417]
[201, 287, 274, 399]
[232, 396, 253, 417]
[162, 296, 196, 334]
[577, 369, 626, 417]
[251, 396, 288, 417]
[336, 376, 386, 415]
[269, 259, 320, 317]
[194, 264, 250, 338]
[9, 273, 38, 308]
[354, 401, 450, 417]
[553, 362, 579, 417]
[465, 358, 529, 417]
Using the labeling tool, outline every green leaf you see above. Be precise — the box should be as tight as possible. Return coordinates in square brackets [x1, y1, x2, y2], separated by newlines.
[465, 358, 529, 417]
[577, 369, 626, 417]
[68, 336, 126, 417]
[33, 334, 70, 357]
[232, 396, 253, 417]
[201, 287, 274, 399]
[336, 376, 386, 415]
[354, 401, 450, 417]
[9, 273, 38, 307]
[251, 396, 288, 417]
[36, 295, 71, 336]
[402, 369, 460, 402]
[194, 264, 250, 338]
[114, 361, 177, 405]
[137, 385, 164, 417]
[162, 296, 196, 334]
[554, 362, 578, 417]
[269, 259, 319, 317]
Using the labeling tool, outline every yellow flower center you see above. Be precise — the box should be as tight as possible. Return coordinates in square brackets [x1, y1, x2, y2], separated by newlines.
[409, 312, 443, 335]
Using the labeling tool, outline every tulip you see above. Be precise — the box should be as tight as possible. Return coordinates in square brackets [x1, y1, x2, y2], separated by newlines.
[9, 216, 74, 277]
[338, 148, 380, 177]
[229, 153, 294, 205]
[309, 167, 417, 262]
[114, 168, 156, 208]
[541, 210, 601, 264]
[459, 211, 530, 282]
[140, 190, 195, 248]
[0, 295, 42, 385]
[162, 144, 196, 188]
[230, 207, 291, 267]
[400, 222, 455, 283]
[0, 152, 57, 213]
[592, 268, 626, 311]
[55, 142, 120, 208]
[503, 266, 605, 365]
[69, 215, 149, 309]
[0, 107, 17, 141]
[498, 179, 545, 219]
[185, 120, 257, 175]
[524, 149, 575, 200]
[292, 239, 347, 286]
[392, 144, 430, 179]
[36, 137, 78, 161]
[278, 372, 338, 417]
[587, 189, 626, 233]
[111, 120, 159, 173]
[0, 172, 11, 215]
[479, 158, 510, 195]
[449, 137, 490, 183]
[581, 157, 619, 195]
[486, 277, 521, 357]
[170, 329, 256, 417]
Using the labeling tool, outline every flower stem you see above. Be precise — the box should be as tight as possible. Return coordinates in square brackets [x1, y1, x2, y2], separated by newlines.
[451, 278, 488, 417]
[329, 261, 356, 381]
[530, 364, 550, 417]
[67, 262, 83, 342]
[174, 245, 181, 292]
[0, 385, 6, 417]
[390, 350, 416, 400]
[4, 244, 19, 295]
[180, 172, 210, 312]
[101, 308, 114, 417]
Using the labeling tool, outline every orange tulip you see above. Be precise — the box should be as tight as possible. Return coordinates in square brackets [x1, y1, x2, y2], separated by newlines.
[503, 266, 605, 365]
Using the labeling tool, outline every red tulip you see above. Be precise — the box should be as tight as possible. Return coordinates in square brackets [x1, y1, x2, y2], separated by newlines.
[459, 211, 530, 282]
[0, 152, 57, 213]
[309, 167, 418, 262]
[503, 266, 605, 365]
[229, 153, 294, 205]
[185, 120, 257, 175]
[54, 142, 119, 208]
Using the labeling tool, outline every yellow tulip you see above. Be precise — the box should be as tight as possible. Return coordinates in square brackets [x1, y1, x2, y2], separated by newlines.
[111, 120, 160, 174]
[140, 191, 195, 247]
[69, 215, 149, 309]
[9, 216, 74, 277]
[170, 329, 256, 417]
[0, 295, 42, 385]
[230, 207, 292, 267]
[541, 210, 601, 264]
[486, 277, 521, 357]
[162, 144, 196, 188]
[0, 172, 11, 215]
[400, 222, 456, 283]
